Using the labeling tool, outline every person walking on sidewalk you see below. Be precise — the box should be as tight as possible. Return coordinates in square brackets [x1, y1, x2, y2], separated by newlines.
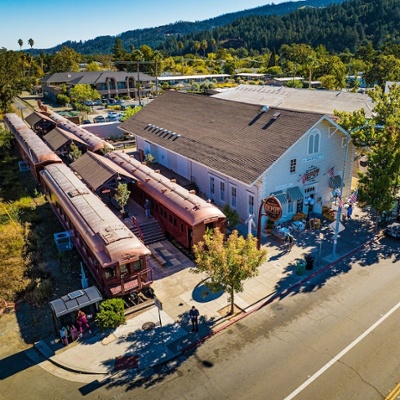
[189, 306, 199, 332]
[286, 233, 294, 252]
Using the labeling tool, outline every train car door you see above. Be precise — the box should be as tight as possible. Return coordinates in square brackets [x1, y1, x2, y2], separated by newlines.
[187, 228, 193, 250]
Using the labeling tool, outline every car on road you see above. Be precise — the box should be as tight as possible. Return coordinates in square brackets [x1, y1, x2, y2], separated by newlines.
[384, 222, 400, 239]
[93, 115, 106, 123]
[92, 100, 103, 106]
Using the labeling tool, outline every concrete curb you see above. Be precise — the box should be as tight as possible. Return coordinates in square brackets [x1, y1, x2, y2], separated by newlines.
[180, 235, 379, 356]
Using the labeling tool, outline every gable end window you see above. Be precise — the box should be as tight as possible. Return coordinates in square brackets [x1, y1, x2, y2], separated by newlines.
[308, 129, 321, 155]
[290, 159, 297, 174]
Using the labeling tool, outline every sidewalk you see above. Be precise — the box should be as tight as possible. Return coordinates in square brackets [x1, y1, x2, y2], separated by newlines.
[34, 204, 377, 379]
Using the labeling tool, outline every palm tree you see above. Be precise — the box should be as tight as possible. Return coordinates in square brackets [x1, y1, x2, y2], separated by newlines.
[305, 55, 319, 89]
[28, 38, 34, 49]
[178, 41, 183, 56]
[153, 50, 163, 97]
[211, 37, 216, 53]
[18, 39, 23, 51]
[201, 40, 208, 57]
[193, 41, 200, 58]
[132, 49, 143, 106]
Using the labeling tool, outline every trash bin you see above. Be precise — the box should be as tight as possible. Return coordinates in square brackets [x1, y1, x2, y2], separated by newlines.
[305, 254, 315, 270]
[296, 259, 307, 275]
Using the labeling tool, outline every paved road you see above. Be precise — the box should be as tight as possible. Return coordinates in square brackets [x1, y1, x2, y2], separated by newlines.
[2, 237, 400, 399]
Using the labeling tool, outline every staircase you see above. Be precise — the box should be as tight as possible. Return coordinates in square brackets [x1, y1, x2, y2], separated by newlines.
[131, 219, 166, 245]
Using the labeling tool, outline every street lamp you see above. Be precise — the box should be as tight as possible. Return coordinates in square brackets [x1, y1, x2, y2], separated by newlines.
[331, 124, 384, 259]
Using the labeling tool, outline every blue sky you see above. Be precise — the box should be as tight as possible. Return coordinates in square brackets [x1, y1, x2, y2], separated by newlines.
[1, 0, 290, 51]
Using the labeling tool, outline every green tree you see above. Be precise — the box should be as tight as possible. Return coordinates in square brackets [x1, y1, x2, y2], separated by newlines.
[153, 50, 163, 96]
[86, 61, 101, 71]
[50, 46, 80, 73]
[28, 38, 34, 49]
[120, 105, 142, 121]
[336, 85, 400, 230]
[0, 49, 24, 112]
[114, 183, 131, 214]
[112, 37, 126, 61]
[223, 204, 239, 230]
[193, 41, 200, 58]
[95, 298, 126, 329]
[69, 143, 82, 161]
[132, 49, 143, 106]
[201, 40, 208, 57]
[69, 84, 100, 107]
[18, 39, 23, 51]
[193, 228, 267, 315]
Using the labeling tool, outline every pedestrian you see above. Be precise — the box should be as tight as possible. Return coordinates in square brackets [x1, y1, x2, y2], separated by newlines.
[75, 309, 91, 337]
[347, 203, 353, 220]
[286, 233, 294, 252]
[189, 306, 199, 332]
[144, 198, 151, 218]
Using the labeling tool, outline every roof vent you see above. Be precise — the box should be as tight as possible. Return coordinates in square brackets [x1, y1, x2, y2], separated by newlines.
[189, 190, 196, 194]
[272, 112, 281, 119]
[170, 178, 176, 183]
[155, 169, 160, 173]
[261, 105, 269, 113]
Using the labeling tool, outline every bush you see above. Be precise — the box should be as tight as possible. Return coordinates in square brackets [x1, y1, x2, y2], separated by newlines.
[95, 298, 126, 329]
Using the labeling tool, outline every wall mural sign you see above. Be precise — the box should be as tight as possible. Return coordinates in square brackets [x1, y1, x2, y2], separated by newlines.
[263, 196, 283, 221]
[304, 165, 320, 183]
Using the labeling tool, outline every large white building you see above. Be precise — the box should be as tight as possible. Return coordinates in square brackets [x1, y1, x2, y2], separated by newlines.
[119, 91, 355, 226]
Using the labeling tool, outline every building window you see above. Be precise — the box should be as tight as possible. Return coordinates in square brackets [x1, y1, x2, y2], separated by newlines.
[308, 130, 321, 154]
[210, 177, 215, 195]
[288, 200, 294, 213]
[133, 259, 142, 271]
[231, 187, 237, 208]
[248, 194, 255, 215]
[105, 267, 115, 279]
[220, 182, 225, 201]
[290, 159, 297, 174]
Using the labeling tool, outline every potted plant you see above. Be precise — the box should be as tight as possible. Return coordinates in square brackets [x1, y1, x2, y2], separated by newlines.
[266, 219, 275, 233]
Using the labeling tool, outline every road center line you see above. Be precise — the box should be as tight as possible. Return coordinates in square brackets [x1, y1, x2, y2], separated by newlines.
[284, 299, 400, 400]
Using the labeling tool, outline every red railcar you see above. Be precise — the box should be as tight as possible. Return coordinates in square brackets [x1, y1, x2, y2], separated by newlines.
[4, 113, 62, 180]
[39, 163, 153, 298]
[105, 152, 226, 250]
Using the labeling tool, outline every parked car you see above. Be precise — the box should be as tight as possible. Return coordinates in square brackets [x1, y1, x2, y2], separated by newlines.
[84, 100, 94, 106]
[92, 100, 103, 106]
[93, 116, 106, 123]
[82, 119, 91, 124]
[384, 222, 400, 238]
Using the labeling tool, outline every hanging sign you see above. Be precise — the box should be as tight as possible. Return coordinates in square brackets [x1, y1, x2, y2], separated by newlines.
[263, 196, 283, 221]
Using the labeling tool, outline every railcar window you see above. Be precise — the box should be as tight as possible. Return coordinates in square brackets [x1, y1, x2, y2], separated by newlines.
[120, 264, 128, 276]
[133, 259, 142, 271]
[105, 267, 115, 278]
[181, 223, 184, 232]
[174, 218, 177, 226]
[169, 214, 172, 223]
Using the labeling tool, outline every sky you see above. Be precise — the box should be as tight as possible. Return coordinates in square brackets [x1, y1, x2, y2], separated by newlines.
[0, 0, 290, 51]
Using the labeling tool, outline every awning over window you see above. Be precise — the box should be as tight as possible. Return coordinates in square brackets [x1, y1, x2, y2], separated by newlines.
[287, 186, 303, 202]
[329, 175, 344, 189]
[274, 192, 287, 205]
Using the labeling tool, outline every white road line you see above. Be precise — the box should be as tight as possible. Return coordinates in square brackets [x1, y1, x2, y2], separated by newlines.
[284, 299, 400, 400]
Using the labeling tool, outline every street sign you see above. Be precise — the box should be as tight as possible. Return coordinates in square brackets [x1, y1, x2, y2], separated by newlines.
[329, 221, 345, 233]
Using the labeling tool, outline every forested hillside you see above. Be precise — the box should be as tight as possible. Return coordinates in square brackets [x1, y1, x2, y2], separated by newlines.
[161, 0, 400, 54]
[33, 0, 342, 55]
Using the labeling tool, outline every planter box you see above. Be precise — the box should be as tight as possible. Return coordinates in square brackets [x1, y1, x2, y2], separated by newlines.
[293, 213, 306, 221]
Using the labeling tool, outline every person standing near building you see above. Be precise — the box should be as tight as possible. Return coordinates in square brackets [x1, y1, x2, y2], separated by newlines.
[286, 233, 294, 252]
[189, 306, 199, 332]
[347, 204, 353, 220]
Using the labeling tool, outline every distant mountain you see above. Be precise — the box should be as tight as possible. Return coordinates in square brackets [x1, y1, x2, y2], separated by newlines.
[34, 0, 343, 55]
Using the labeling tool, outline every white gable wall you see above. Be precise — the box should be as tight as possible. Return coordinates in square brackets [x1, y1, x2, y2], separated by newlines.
[135, 118, 354, 225]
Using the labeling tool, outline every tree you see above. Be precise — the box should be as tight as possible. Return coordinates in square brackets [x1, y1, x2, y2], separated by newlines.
[0, 49, 24, 112]
[201, 40, 208, 57]
[95, 298, 126, 329]
[193, 228, 267, 315]
[28, 38, 34, 49]
[193, 41, 200, 58]
[223, 204, 239, 230]
[112, 38, 127, 61]
[335, 84, 400, 230]
[178, 41, 184, 56]
[68, 83, 100, 107]
[18, 39, 23, 51]
[114, 183, 130, 214]
[69, 143, 82, 161]
[132, 49, 143, 106]
[50, 46, 80, 73]
[86, 61, 100, 71]
[153, 50, 163, 96]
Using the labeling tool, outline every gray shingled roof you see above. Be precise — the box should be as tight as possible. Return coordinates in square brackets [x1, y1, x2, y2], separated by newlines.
[119, 91, 324, 185]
